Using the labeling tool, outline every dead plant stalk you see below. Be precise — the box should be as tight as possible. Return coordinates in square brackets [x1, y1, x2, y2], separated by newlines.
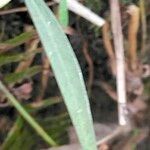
[109, 0, 128, 126]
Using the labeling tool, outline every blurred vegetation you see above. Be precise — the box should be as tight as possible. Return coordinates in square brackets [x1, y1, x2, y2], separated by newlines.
[0, 0, 149, 149]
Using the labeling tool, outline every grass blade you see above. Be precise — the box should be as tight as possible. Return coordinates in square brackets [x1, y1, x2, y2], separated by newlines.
[0, 31, 36, 52]
[4, 65, 42, 84]
[24, 0, 97, 149]
[2, 117, 24, 150]
[0, 49, 41, 66]
[0, 81, 57, 146]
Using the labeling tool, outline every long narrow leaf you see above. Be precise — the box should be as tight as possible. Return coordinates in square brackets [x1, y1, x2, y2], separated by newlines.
[24, 0, 97, 149]
[4, 65, 42, 84]
[0, 49, 41, 66]
[0, 81, 57, 146]
[2, 117, 24, 150]
[0, 31, 36, 52]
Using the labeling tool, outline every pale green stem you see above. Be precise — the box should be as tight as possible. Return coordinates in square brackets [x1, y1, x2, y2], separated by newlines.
[0, 81, 57, 146]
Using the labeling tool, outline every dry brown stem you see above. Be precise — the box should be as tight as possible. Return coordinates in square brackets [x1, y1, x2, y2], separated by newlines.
[127, 5, 140, 71]
[102, 22, 116, 76]
[82, 41, 94, 91]
[97, 126, 131, 146]
[102, 22, 115, 60]
[94, 80, 117, 102]
[139, 0, 147, 53]
[0, 1, 56, 15]
[113, 128, 148, 150]
[36, 54, 50, 102]
[15, 25, 39, 73]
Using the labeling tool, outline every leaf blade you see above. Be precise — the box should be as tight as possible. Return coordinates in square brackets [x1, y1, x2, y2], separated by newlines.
[24, 0, 97, 149]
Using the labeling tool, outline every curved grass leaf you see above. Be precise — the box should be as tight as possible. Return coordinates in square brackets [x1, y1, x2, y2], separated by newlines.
[3, 32, 35, 45]
[0, 31, 36, 52]
[4, 65, 42, 84]
[2, 100, 67, 150]
[0, 49, 41, 66]
[0, 53, 24, 66]
[24, 0, 97, 149]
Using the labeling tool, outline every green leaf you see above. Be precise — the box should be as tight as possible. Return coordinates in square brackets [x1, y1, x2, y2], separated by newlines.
[24, 0, 97, 149]
[28, 96, 63, 110]
[58, 0, 69, 27]
[2, 117, 24, 150]
[0, 81, 57, 146]
[4, 66, 42, 84]
[0, 31, 36, 52]
[2, 100, 67, 150]
[0, 49, 41, 66]
[0, 53, 24, 66]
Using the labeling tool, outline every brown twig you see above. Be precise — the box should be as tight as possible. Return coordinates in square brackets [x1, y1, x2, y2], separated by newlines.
[97, 126, 131, 146]
[102, 21, 116, 76]
[0, 1, 56, 15]
[139, 0, 147, 54]
[127, 5, 140, 71]
[113, 128, 148, 149]
[94, 80, 117, 102]
[0, 22, 5, 41]
[36, 54, 50, 102]
[102, 22, 115, 61]
[82, 41, 94, 92]
[0, 29, 75, 54]
[0, 102, 10, 107]
[15, 25, 39, 73]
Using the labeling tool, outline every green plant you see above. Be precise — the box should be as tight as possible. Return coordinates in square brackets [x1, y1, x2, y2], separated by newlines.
[0, 81, 57, 147]
[58, 0, 69, 27]
[2, 99, 69, 150]
[24, 0, 97, 149]
[0, 0, 97, 149]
